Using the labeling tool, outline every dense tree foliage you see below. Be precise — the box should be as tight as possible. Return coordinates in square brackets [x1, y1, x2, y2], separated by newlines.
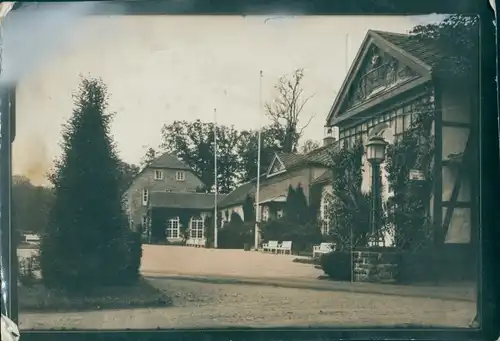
[40, 77, 141, 290]
[409, 15, 478, 82]
[299, 139, 321, 154]
[12, 175, 54, 235]
[160, 120, 240, 193]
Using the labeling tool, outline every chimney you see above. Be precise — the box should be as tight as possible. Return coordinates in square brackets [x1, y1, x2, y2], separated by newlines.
[323, 126, 339, 146]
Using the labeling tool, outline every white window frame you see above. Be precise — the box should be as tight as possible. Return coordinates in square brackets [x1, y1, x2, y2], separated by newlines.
[142, 189, 149, 206]
[261, 206, 269, 222]
[154, 170, 164, 180]
[276, 209, 284, 219]
[176, 171, 185, 181]
[166, 217, 180, 239]
[320, 193, 331, 235]
[190, 217, 204, 239]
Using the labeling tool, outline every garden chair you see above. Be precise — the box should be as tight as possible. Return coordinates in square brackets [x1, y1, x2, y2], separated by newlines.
[312, 242, 334, 258]
[262, 240, 278, 253]
[277, 241, 292, 255]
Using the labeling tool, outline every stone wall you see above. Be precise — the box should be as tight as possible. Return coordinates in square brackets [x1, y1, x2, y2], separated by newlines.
[352, 250, 399, 283]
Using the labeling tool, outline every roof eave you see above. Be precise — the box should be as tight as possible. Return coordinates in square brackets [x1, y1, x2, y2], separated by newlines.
[326, 30, 434, 127]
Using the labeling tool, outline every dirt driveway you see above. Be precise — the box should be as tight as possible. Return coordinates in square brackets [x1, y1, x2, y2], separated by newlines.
[17, 245, 477, 330]
[19, 277, 475, 329]
[140, 245, 322, 279]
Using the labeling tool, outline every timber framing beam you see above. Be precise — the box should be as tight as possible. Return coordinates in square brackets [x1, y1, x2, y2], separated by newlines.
[442, 132, 472, 235]
[442, 201, 471, 208]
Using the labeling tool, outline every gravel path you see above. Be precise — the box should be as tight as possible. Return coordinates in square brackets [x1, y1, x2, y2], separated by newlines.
[19, 278, 475, 330]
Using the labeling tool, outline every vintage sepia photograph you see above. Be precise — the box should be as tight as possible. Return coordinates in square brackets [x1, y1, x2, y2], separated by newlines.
[0, 2, 481, 332]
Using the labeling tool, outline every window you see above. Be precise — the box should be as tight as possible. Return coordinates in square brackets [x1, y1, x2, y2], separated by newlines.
[166, 217, 180, 239]
[190, 217, 204, 239]
[321, 194, 331, 235]
[276, 209, 284, 219]
[262, 206, 269, 222]
[141, 216, 148, 232]
[142, 189, 149, 206]
[176, 171, 185, 181]
[154, 170, 164, 180]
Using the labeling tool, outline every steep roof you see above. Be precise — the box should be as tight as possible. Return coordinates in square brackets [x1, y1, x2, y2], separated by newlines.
[150, 192, 227, 210]
[304, 142, 340, 166]
[311, 169, 332, 185]
[218, 181, 256, 208]
[267, 142, 340, 176]
[148, 152, 192, 170]
[278, 152, 307, 168]
[371, 30, 443, 69]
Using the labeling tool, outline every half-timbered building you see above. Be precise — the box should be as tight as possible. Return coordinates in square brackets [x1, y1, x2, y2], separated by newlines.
[324, 30, 478, 280]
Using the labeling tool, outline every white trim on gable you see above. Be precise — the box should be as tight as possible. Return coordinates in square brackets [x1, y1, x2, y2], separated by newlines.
[325, 30, 433, 126]
[266, 153, 287, 178]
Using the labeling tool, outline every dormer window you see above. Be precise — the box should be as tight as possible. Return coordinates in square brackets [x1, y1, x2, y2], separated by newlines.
[154, 170, 164, 180]
[176, 171, 185, 181]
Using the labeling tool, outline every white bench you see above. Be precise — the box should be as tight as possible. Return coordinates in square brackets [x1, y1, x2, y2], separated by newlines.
[277, 241, 292, 255]
[186, 238, 206, 247]
[262, 240, 278, 253]
[24, 234, 40, 245]
[313, 242, 334, 258]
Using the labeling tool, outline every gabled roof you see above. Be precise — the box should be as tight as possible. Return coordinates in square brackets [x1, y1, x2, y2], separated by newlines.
[150, 192, 227, 210]
[266, 143, 340, 178]
[326, 29, 435, 126]
[304, 143, 340, 166]
[266, 153, 287, 177]
[218, 181, 256, 208]
[279, 152, 308, 168]
[372, 30, 443, 68]
[149, 152, 192, 170]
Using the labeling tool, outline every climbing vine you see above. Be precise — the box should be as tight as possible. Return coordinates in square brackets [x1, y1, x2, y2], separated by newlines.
[384, 94, 436, 251]
[327, 140, 373, 250]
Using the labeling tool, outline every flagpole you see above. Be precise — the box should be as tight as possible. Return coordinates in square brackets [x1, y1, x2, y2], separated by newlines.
[254, 70, 263, 250]
[213, 108, 218, 249]
[345, 33, 354, 283]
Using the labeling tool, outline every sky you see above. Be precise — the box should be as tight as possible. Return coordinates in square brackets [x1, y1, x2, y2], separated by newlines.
[12, 14, 446, 186]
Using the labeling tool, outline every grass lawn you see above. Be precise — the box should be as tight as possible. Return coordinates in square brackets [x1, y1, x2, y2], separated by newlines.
[19, 277, 172, 313]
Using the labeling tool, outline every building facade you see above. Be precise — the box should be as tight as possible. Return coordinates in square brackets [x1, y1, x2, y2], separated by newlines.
[324, 30, 477, 277]
[125, 152, 222, 246]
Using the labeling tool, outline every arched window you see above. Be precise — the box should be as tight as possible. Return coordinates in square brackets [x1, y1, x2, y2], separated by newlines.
[166, 217, 180, 239]
[190, 216, 204, 239]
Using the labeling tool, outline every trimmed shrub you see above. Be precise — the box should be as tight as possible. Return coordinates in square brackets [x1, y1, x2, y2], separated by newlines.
[320, 251, 352, 281]
[260, 218, 322, 253]
[218, 221, 254, 249]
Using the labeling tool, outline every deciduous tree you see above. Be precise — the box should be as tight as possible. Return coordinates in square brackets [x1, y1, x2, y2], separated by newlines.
[264, 68, 315, 153]
[160, 120, 240, 193]
[299, 139, 321, 154]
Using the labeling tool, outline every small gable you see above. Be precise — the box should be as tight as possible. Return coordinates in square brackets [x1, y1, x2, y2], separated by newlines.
[267, 154, 286, 176]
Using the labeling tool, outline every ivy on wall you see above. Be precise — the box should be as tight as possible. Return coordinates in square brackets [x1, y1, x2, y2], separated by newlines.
[327, 140, 374, 250]
[384, 95, 435, 251]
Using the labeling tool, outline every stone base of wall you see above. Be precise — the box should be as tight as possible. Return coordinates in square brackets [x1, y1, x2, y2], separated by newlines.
[352, 250, 399, 283]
